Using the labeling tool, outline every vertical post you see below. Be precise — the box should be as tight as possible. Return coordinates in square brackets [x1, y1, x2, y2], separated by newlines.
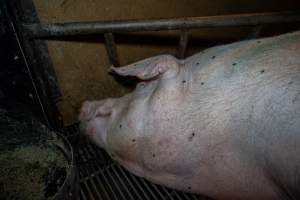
[177, 29, 189, 59]
[104, 32, 120, 67]
[4, 0, 63, 129]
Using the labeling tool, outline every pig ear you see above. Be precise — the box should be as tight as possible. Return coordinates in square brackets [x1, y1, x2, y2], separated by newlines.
[110, 55, 180, 80]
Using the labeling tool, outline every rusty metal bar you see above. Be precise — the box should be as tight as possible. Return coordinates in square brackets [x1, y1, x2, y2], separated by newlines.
[25, 12, 300, 38]
[177, 30, 189, 59]
[104, 32, 120, 67]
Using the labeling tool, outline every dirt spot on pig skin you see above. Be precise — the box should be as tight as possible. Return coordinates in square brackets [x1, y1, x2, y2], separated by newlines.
[201, 82, 205, 85]
[188, 132, 196, 141]
[182, 80, 186, 84]
[260, 69, 265, 74]
[211, 55, 216, 59]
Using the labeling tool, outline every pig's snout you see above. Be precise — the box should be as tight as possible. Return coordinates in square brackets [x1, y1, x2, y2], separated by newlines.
[78, 99, 116, 148]
[79, 101, 99, 122]
[79, 100, 115, 120]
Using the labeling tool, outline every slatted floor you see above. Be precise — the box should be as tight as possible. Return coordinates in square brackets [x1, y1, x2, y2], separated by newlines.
[63, 124, 210, 200]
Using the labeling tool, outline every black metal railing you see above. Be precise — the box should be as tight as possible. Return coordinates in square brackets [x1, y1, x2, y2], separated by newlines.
[24, 11, 300, 64]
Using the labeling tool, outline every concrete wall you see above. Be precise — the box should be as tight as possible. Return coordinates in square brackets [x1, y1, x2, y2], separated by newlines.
[33, 0, 300, 125]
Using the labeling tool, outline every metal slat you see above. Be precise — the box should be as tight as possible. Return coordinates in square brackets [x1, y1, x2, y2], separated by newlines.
[104, 166, 129, 200]
[124, 169, 155, 200]
[161, 186, 178, 200]
[171, 190, 184, 200]
[137, 177, 162, 200]
[82, 180, 96, 200]
[80, 186, 88, 200]
[86, 179, 102, 199]
[87, 176, 105, 200]
[110, 165, 136, 200]
[97, 169, 120, 200]
[148, 182, 168, 199]
[115, 165, 145, 199]
[86, 162, 114, 200]
[91, 171, 113, 200]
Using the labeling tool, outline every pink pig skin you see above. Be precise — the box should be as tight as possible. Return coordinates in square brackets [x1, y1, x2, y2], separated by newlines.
[79, 31, 300, 200]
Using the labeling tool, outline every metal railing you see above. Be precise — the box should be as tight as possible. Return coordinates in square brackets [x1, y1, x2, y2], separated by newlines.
[24, 11, 300, 66]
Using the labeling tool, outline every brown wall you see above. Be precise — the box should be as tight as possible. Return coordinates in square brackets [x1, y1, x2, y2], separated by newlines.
[32, 0, 300, 125]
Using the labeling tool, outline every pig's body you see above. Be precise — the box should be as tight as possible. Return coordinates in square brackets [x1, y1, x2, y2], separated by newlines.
[79, 31, 300, 200]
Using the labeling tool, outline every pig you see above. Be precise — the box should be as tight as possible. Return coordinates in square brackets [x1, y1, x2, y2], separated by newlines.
[79, 31, 300, 200]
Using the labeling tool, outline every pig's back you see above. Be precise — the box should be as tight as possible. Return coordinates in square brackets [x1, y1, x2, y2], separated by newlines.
[186, 31, 300, 199]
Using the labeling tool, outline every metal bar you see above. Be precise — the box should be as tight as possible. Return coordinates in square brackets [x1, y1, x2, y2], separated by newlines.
[161, 186, 177, 200]
[105, 166, 128, 200]
[80, 186, 88, 200]
[177, 30, 189, 59]
[182, 193, 194, 200]
[116, 165, 144, 199]
[87, 176, 105, 200]
[136, 178, 160, 200]
[98, 169, 120, 200]
[148, 183, 168, 199]
[87, 163, 114, 200]
[171, 190, 183, 200]
[110, 165, 136, 200]
[91, 171, 112, 200]
[125, 170, 152, 200]
[25, 11, 300, 38]
[82, 180, 96, 200]
[104, 32, 120, 67]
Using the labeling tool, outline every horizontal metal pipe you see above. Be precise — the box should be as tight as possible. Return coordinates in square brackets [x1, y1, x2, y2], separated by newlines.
[24, 11, 300, 38]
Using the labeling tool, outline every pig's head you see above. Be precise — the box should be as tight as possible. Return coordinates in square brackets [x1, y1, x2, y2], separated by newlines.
[79, 55, 186, 155]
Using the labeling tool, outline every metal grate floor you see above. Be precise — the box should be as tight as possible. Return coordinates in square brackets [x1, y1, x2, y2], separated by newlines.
[63, 124, 210, 200]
